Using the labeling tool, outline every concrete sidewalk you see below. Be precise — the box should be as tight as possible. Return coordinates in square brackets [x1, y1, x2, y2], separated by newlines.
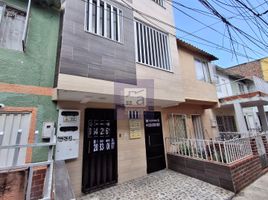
[79, 170, 234, 200]
[232, 172, 268, 200]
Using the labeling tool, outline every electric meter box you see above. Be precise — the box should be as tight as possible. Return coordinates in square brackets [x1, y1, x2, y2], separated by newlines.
[42, 122, 55, 139]
[55, 109, 80, 161]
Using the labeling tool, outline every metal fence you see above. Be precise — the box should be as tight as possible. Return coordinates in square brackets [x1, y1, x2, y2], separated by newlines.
[166, 137, 253, 164]
[0, 130, 56, 200]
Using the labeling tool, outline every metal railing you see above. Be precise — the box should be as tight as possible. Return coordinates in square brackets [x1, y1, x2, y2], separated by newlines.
[166, 137, 253, 164]
[216, 76, 268, 99]
[0, 130, 56, 200]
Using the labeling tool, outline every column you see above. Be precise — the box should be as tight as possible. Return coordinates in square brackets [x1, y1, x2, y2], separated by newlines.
[234, 102, 248, 134]
[257, 105, 268, 131]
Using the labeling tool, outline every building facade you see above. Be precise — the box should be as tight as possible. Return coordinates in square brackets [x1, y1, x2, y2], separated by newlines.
[214, 66, 268, 138]
[54, 0, 219, 196]
[0, 0, 60, 164]
[226, 57, 268, 82]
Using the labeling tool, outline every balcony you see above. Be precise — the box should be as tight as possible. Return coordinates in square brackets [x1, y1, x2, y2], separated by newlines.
[217, 76, 268, 105]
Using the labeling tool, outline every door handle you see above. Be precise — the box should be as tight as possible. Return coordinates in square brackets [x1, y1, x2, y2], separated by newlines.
[149, 136, 151, 146]
[88, 141, 91, 154]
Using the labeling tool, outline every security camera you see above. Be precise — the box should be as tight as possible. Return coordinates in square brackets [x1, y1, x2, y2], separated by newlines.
[0, 104, 5, 108]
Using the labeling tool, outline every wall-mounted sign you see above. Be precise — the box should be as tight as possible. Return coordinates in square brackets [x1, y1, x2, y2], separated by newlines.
[124, 88, 147, 108]
[129, 119, 142, 139]
[145, 119, 161, 128]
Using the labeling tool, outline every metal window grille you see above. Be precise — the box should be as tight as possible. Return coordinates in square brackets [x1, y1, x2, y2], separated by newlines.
[85, 0, 122, 42]
[152, 0, 164, 7]
[128, 110, 140, 119]
[134, 20, 171, 71]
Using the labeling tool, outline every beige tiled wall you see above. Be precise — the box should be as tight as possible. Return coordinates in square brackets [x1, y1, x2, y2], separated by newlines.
[58, 102, 147, 197]
[179, 48, 218, 103]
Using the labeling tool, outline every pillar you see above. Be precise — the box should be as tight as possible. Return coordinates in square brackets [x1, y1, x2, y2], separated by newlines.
[234, 102, 248, 134]
[257, 105, 268, 131]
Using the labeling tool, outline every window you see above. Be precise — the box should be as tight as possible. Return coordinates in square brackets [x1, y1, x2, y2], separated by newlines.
[0, 2, 29, 51]
[85, 0, 122, 42]
[216, 116, 237, 132]
[238, 82, 245, 94]
[215, 75, 222, 92]
[152, 0, 164, 7]
[134, 20, 171, 71]
[192, 115, 204, 140]
[195, 59, 211, 83]
[0, 112, 31, 167]
[168, 114, 187, 138]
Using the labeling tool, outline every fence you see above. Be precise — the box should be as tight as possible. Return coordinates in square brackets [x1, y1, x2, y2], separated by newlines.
[0, 130, 56, 200]
[166, 137, 253, 164]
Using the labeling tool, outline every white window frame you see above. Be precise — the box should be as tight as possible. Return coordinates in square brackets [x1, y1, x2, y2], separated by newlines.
[85, 0, 123, 43]
[195, 59, 211, 83]
[134, 20, 172, 72]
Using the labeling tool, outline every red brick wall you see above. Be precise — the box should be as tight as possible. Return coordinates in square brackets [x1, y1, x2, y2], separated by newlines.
[226, 60, 263, 78]
[0, 167, 47, 200]
[0, 169, 27, 200]
[230, 156, 262, 192]
[167, 138, 265, 193]
[262, 136, 268, 155]
[30, 167, 47, 200]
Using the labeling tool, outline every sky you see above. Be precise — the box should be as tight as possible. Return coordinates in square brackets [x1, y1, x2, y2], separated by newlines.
[172, 0, 268, 68]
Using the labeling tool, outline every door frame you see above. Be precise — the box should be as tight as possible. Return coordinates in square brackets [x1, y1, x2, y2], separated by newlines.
[144, 111, 166, 174]
[82, 108, 118, 193]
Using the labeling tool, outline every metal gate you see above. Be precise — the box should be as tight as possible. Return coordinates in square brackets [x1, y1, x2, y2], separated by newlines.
[82, 108, 117, 193]
[0, 112, 31, 167]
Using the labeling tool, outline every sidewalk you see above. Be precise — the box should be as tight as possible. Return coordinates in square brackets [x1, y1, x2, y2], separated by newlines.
[232, 172, 268, 200]
[79, 170, 234, 200]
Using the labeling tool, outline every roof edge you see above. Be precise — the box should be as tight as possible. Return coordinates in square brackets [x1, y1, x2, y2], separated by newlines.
[176, 38, 218, 61]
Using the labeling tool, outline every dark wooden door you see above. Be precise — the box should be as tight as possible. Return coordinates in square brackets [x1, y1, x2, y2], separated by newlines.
[144, 111, 166, 173]
[82, 109, 117, 193]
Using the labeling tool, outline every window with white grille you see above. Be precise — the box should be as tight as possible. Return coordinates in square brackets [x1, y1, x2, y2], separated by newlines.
[85, 0, 122, 42]
[134, 20, 171, 71]
[0, 112, 31, 167]
[152, 0, 164, 7]
[168, 114, 187, 138]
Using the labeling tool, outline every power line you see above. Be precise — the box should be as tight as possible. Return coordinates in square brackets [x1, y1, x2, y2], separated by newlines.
[165, 0, 265, 58]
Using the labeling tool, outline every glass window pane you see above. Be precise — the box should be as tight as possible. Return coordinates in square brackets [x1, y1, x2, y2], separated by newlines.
[99, 2, 104, 36]
[202, 62, 211, 82]
[113, 7, 118, 41]
[106, 5, 111, 38]
[92, 0, 97, 33]
[195, 60, 205, 81]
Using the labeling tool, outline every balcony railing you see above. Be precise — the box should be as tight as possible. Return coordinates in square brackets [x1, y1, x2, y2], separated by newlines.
[166, 137, 253, 164]
[216, 76, 268, 99]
